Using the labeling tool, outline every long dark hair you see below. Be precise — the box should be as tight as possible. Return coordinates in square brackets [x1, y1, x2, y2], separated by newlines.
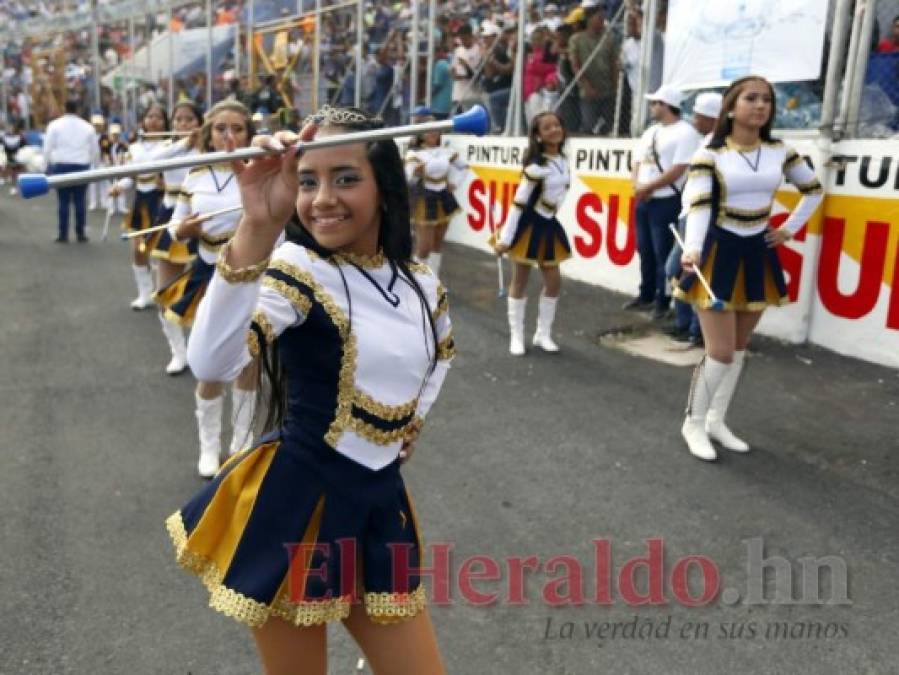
[708, 75, 776, 149]
[140, 103, 169, 133]
[522, 111, 567, 168]
[258, 107, 440, 432]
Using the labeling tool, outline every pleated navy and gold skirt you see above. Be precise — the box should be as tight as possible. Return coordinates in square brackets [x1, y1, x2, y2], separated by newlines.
[412, 188, 459, 227]
[493, 209, 572, 267]
[122, 189, 163, 235]
[674, 226, 789, 311]
[166, 433, 426, 628]
[154, 257, 214, 326]
[149, 205, 199, 264]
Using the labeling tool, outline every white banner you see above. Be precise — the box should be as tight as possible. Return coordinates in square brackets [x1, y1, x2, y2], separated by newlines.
[662, 0, 828, 90]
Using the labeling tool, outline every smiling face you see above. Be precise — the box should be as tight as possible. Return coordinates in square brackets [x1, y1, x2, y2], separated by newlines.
[730, 78, 773, 132]
[295, 132, 381, 255]
[535, 112, 564, 150]
[209, 110, 249, 151]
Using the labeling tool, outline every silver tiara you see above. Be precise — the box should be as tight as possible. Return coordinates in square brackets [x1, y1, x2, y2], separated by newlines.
[304, 105, 375, 127]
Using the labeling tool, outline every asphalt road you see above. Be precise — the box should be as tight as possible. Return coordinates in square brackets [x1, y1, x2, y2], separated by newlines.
[1, 192, 897, 675]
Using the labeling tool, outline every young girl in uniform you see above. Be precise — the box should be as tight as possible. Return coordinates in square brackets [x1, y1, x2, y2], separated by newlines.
[675, 76, 823, 461]
[166, 106, 451, 674]
[493, 111, 571, 355]
[109, 104, 168, 309]
[144, 100, 204, 375]
[107, 123, 130, 214]
[404, 117, 467, 276]
[155, 100, 255, 477]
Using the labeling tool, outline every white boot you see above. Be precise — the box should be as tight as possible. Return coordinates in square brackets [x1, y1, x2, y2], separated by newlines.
[195, 392, 223, 478]
[533, 295, 560, 352]
[130, 264, 155, 310]
[706, 350, 750, 452]
[681, 356, 730, 461]
[229, 386, 257, 456]
[429, 251, 442, 276]
[507, 297, 527, 356]
[158, 312, 188, 375]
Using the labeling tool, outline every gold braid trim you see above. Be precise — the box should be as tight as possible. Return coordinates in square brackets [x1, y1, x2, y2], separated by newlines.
[433, 283, 449, 322]
[346, 417, 414, 445]
[252, 310, 277, 344]
[247, 330, 261, 358]
[268, 259, 357, 450]
[353, 389, 417, 421]
[407, 261, 433, 276]
[436, 332, 456, 361]
[783, 152, 803, 171]
[262, 276, 314, 316]
[166, 512, 353, 627]
[795, 180, 823, 195]
[217, 241, 270, 284]
[364, 586, 427, 625]
[332, 249, 386, 269]
[689, 192, 713, 209]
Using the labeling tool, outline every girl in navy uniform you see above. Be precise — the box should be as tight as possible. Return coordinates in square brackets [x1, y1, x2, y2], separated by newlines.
[675, 76, 823, 461]
[144, 100, 204, 375]
[404, 117, 468, 276]
[166, 106, 451, 674]
[154, 100, 254, 477]
[493, 111, 571, 355]
[109, 104, 168, 310]
[107, 123, 130, 214]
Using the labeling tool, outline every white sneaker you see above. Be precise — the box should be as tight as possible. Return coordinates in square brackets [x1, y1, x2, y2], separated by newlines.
[681, 418, 718, 461]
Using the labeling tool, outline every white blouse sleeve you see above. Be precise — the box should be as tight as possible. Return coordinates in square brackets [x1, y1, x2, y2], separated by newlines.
[145, 138, 191, 161]
[683, 149, 716, 254]
[498, 164, 547, 247]
[781, 146, 824, 237]
[415, 279, 454, 420]
[187, 247, 309, 382]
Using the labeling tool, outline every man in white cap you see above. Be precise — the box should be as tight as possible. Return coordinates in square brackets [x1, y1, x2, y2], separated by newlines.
[664, 91, 723, 344]
[691, 92, 723, 141]
[542, 4, 562, 31]
[626, 84, 702, 318]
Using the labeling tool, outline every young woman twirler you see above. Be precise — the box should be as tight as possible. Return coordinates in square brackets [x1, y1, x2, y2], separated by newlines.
[492, 111, 572, 355]
[155, 101, 257, 478]
[143, 100, 204, 375]
[404, 117, 468, 277]
[675, 76, 823, 461]
[165, 106, 451, 674]
[108, 104, 168, 310]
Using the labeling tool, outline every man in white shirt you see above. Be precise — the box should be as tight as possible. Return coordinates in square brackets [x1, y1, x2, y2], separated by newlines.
[626, 84, 701, 319]
[451, 23, 484, 113]
[43, 100, 98, 243]
[665, 91, 723, 345]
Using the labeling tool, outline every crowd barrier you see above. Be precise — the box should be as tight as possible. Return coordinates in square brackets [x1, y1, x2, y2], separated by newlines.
[442, 135, 899, 369]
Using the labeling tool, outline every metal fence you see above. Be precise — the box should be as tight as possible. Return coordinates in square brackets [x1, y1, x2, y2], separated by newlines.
[2, 0, 898, 140]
